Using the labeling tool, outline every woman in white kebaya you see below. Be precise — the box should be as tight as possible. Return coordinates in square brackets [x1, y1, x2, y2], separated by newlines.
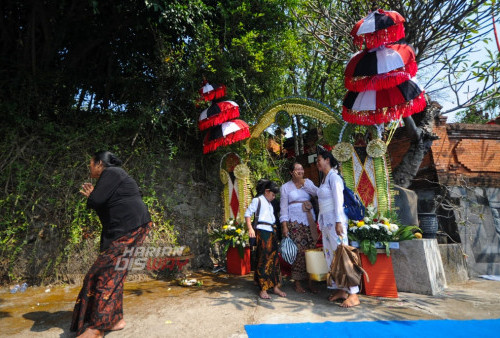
[303, 150, 360, 308]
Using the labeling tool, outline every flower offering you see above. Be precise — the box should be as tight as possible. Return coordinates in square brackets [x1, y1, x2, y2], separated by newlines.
[348, 205, 420, 263]
[210, 218, 250, 258]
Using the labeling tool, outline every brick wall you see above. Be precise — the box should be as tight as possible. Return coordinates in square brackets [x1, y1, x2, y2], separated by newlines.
[388, 121, 500, 187]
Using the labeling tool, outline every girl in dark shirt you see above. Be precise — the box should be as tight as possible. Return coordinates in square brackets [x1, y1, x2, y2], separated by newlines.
[71, 151, 151, 338]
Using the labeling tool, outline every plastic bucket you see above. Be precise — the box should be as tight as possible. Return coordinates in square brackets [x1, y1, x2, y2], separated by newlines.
[305, 248, 328, 281]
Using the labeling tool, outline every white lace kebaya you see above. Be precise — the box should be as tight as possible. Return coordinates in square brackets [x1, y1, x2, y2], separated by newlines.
[279, 179, 316, 226]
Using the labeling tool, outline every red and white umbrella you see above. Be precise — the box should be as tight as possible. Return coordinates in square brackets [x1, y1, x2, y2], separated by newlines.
[199, 82, 227, 102]
[203, 119, 250, 154]
[351, 9, 405, 50]
[342, 79, 427, 125]
[198, 101, 240, 131]
[344, 44, 417, 91]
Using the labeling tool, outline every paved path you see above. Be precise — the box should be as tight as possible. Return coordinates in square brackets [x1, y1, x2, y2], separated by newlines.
[1, 272, 499, 337]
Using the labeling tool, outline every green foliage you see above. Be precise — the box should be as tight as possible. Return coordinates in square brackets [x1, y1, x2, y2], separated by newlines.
[359, 240, 379, 266]
[393, 226, 421, 242]
[245, 135, 289, 189]
[0, 116, 181, 283]
[0, 0, 379, 282]
[141, 190, 178, 247]
[1, 0, 313, 159]
[456, 90, 500, 123]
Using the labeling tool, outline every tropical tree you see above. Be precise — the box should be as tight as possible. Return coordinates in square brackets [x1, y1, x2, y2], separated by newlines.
[294, 0, 500, 187]
[0, 0, 316, 282]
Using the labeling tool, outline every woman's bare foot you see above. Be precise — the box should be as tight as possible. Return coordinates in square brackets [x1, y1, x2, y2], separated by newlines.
[308, 280, 319, 294]
[77, 328, 104, 338]
[259, 290, 271, 299]
[109, 319, 126, 331]
[340, 294, 360, 308]
[294, 281, 306, 293]
[328, 290, 348, 302]
[273, 286, 287, 297]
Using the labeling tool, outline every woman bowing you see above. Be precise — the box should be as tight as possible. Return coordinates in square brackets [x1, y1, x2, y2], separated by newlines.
[71, 151, 152, 337]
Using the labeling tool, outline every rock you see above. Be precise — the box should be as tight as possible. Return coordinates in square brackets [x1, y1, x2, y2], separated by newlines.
[393, 184, 418, 226]
[392, 239, 447, 295]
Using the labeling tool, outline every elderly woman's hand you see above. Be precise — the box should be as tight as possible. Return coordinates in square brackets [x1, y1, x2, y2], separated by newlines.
[80, 182, 94, 198]
[281, 222, 289, 238]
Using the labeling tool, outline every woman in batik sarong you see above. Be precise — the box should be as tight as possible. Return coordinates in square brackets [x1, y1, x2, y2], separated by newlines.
[245, 179, 286, 300]
[71, 151, 152, 338]
[280, 162, 319, 293]
[303, 150, 360, 308]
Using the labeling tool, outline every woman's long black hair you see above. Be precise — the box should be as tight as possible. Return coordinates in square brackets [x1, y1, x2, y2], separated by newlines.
[318, 149, 339, 169]
[92, 151, 123, 167]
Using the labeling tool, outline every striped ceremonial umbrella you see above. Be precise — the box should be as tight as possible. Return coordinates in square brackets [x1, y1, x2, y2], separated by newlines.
[342, 79, 426, 125]
[351, 9, 405, 50]
[344, 44, 417, 91]
[203, 119, 250, 154]
[199, 82, 226, 102]
[198, 101, 240, 131]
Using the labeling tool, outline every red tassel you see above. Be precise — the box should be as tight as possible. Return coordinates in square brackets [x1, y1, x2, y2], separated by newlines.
[203, 128, 251, 154]
[198, 106, 240, 131]
[353, 23, 405, 50]
[345, 68, 416, 91]
[342, 92, 427, 125]
[199, 85, 227, 102]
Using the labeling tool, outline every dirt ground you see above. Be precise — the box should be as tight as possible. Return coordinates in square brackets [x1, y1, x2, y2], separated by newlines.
[1, 272, 500, 337]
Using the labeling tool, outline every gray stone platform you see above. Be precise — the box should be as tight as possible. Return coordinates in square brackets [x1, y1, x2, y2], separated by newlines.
[392, 239, 447, 295]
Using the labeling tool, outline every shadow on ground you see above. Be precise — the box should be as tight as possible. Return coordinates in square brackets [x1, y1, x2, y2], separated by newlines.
[22, 310, 73, 337]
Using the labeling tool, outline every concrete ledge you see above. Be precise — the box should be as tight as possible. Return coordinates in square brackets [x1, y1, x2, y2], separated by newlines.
[392, 239, 447, 295]
[438, 244, 469, 284]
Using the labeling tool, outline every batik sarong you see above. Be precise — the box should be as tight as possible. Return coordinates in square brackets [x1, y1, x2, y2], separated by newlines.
[288, 221, 316, 281]
[254, 229, 280, 291]
[71, 222, 151, 335]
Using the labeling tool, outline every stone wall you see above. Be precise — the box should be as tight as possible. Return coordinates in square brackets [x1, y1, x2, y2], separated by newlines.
[451, 186, 500, 275]
[439, 244, 469, 283]
[149, 156, 224, 269]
